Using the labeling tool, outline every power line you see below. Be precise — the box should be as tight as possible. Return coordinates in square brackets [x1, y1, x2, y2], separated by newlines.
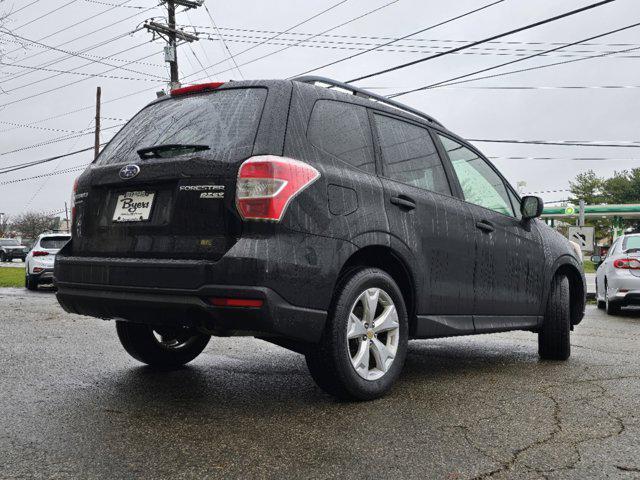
[387, 20, 640, 97]
[180, 0, 349, 80]
[0, 60, 160, 85]
[437, 84, 640, 90]
[489, 156, 640, 161]
[290, 0, 505, 78]
[82, 0, 147, 8]
[11, 0, 79, 31]
[2, 0, 44, 19]
[0, 164, 90, 186]
[0, 29, 162, 80]
[0, 125, 123, 158]
[0, 1, 160, 76]
[203, 3, 243, 79]
[183, 0, 400, 82]
[0, 147, 98, 175]
[421, 44, 640, 91]
[0, 49, 162, 108]
[347, 0, 615, 83]
[470, 139, 640, 148]
[198, 25, 640, 50]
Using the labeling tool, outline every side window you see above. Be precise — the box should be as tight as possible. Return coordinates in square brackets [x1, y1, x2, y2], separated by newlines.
[373, 114, 451, 195]
[438, 135, 514, 216]
[307, 99, 375, 173]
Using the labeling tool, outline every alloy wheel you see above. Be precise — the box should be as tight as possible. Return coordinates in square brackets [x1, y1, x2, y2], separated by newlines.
[346, 287, 400, 381]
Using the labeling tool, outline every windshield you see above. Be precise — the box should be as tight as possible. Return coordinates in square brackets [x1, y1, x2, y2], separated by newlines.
[40, 237, 70, 249]
[0, 239, 19, 246]
[623, 235, 640, 252]
[96, 88, 267, 165]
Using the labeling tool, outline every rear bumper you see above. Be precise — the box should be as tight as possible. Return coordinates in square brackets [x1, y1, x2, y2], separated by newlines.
[56, 283, 326, 343]
[3, 251, 26, 259]
[609, 289, 640, 307]
[32, 268, 54, 283]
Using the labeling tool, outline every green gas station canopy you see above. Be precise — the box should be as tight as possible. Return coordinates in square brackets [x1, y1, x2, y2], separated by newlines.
[542, 204, 640, 219]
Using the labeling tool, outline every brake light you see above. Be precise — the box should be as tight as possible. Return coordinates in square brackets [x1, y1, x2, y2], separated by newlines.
[32, 251, 49, 257]
[236, 156, 320, 222]
[209, 298, 264, 308]
[613, 258, 640, 269]
[171, 82, 224, 96]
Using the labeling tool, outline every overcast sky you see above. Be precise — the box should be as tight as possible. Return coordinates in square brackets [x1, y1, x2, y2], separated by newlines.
[0, 0, 638, 217]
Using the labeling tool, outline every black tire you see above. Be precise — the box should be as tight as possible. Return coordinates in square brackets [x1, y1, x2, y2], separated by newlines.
[538, 274, 571, 360]
[115, 321, 210, 368]
[604, 281, 621, 315]
[0, 252, 5, 262]
[596, 284, 605, 309]
[305, 267, 408, 401]
[25, 274, 38, 291]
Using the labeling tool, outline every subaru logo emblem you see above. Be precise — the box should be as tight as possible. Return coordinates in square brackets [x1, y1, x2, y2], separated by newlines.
[119, 164, 140, 180]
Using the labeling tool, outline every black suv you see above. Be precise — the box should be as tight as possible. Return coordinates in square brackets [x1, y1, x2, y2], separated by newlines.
[55, 77, 586, 400]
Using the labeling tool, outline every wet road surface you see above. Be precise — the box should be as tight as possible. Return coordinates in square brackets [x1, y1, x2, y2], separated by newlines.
[1, 289, 639, 479]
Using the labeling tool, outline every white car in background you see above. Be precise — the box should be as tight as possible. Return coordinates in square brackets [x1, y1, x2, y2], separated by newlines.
[594, 233, 640, 315]
[25, 233, 71, 290]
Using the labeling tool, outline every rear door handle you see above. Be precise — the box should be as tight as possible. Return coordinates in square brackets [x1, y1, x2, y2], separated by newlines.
[390, 196, 416, 210]
[476, 220, 495, 233]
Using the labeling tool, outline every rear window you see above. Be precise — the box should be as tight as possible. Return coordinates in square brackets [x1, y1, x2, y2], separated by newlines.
[623, 236, 640, 251]
[40, 237, 70, 249]
[96, 88, 267, 165]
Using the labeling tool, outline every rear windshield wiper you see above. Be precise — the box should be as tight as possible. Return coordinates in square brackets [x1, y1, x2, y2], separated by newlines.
[137, 144, 210, 159]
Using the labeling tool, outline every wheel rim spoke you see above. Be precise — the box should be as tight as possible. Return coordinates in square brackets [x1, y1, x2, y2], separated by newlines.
[370, 337, 395, 373]
[363, 288, 380, 324]
[373, 304, 398, 333]
[351, 340, 370, 376]
[346, 287, 400, 381]
[347, 313, 367, 339]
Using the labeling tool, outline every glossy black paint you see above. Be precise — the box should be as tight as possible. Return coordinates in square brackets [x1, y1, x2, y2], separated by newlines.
[55, 79, 586, 344]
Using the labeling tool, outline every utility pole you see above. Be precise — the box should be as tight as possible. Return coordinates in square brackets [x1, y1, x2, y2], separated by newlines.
[94, 86, 101, 160]
[64, 202, 69, 232]
[144, 0, 202, 91]
[579, 199, 585, 227]
[167, 1, 179, 90]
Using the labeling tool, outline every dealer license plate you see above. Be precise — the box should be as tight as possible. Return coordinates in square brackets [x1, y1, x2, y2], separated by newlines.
[112, 191, 155, 222]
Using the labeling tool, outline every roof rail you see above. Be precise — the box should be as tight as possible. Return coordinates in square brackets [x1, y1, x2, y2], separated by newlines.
[292, 75, 443, 127]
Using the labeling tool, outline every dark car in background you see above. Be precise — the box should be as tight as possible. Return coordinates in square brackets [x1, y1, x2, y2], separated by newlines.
[0, 238, 28, 262]
[55, 77, 586, 400]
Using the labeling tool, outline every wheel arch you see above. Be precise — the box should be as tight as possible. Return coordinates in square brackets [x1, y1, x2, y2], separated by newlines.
[335, 244, 418, 334]
[548, 256, 586, 326]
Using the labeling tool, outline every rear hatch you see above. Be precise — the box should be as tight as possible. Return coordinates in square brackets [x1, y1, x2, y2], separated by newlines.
[72, 85, 273, 260]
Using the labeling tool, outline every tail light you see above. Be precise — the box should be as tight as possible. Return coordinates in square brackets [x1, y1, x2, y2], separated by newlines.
[613, 258, 640, 269]
[32, 251, 49, 257]
[236, 156, 320, 222]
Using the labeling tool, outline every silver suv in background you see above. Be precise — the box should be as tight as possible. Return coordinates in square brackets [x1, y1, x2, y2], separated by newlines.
[25, 233, 71, 290]
[0, 238, 28, 262]
[594, 233, 640, 314]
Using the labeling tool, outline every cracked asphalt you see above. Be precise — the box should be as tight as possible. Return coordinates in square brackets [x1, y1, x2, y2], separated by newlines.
[1, 289, 639, 480]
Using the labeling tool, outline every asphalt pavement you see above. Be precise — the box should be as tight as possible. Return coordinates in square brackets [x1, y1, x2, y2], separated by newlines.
[1, 288, 639, 479]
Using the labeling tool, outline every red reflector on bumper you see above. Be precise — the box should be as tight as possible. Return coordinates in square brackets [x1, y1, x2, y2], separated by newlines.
[210, 298, 263, 308]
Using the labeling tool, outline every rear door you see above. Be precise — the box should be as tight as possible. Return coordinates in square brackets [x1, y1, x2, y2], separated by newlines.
[371, 112, 477, 325]
[435, 134, 545, 320]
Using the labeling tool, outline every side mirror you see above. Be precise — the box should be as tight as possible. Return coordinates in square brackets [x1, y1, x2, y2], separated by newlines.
[590, 255, 602, 264]
[521, 195, 544, 219]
